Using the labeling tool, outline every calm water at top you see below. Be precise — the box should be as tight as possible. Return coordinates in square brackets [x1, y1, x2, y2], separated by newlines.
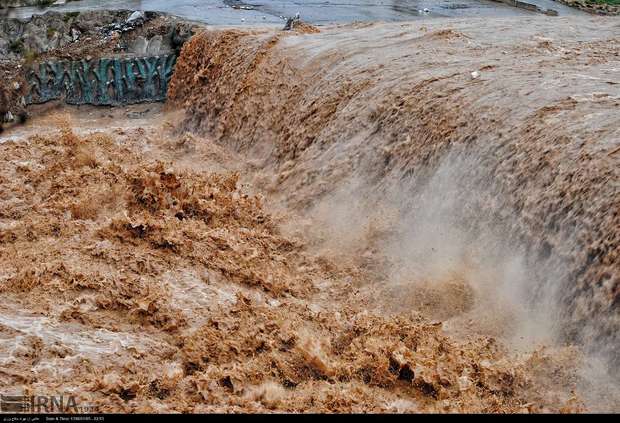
[8, 0, 582, 25]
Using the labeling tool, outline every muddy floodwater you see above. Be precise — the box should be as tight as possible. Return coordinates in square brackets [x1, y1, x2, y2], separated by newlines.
[10, 0, 583, 24]
[0, 0, 617, 416]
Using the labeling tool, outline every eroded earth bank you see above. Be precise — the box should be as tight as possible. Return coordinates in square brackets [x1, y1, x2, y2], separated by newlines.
[0, 14, 619, 412]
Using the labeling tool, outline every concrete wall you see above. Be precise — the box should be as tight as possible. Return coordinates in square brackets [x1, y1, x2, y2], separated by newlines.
[491, 0, 559, 15]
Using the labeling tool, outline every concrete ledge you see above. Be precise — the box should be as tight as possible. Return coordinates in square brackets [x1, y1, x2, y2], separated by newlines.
[491, 0, 559, 15]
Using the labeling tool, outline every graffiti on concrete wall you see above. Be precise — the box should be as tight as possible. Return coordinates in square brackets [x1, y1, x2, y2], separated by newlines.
[25, 54, 177, 105]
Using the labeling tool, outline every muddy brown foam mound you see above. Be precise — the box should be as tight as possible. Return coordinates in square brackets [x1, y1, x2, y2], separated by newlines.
[0, 119, 589, 412]
[167, 17, 620, 370]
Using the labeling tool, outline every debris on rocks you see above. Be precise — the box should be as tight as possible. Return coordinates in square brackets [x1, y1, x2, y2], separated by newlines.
[71, 27, 81, 42]
[102, 11, 148, 35]
[282, 13, 300, 31]
[282, 13, 319, 33]
[127, 10, 146, 24]
[227, 0, 257, 11]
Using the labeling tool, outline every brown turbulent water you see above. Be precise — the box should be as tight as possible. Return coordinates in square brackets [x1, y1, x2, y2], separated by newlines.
[0, 14, 619, 412]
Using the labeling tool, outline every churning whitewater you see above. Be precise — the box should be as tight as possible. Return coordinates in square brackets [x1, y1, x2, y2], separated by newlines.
[0, 8, 618, 414]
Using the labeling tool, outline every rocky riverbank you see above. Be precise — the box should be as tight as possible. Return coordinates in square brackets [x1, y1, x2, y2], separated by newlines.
[555, 0, 620, 14]
[0, 9, 194, 130]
